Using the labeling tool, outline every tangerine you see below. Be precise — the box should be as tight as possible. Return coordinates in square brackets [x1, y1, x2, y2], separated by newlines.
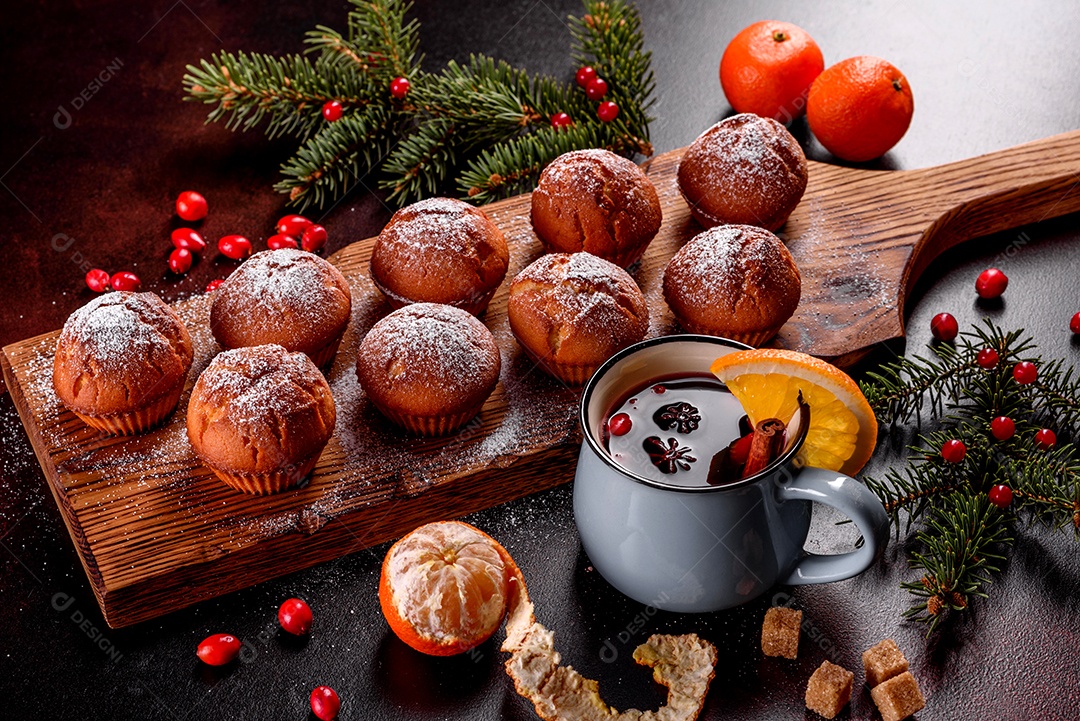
[807, 55, 914, 162]
[720, 20, 824, 122]
[379, 520, 517, 656]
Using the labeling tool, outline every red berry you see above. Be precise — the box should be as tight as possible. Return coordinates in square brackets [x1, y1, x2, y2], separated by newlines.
[267, 234, 299, 250]
[218, 235, 252, 261]
[988, 484, 1013, 509]
[175, 191, 208, 222]
[321, 100, 343, 122]
[575, 66, 597, 88]
[205, 279, 224, 293]
[168, 248, 193, 275]
[276, 214, 313, 236]
[301, 224, 328, 253]
[608, 413, 632, 436]
[586, 76, 609, 100]
[550, 112, 573, 129]
[976, 347, 999, 369]
[930, 313, 958, 341]
[196, 633, 241, 666]
[310, 686, 340, 721]
[653, 385, 666, 394]
[990, 416, 1015, 441]
[110, 271, 141, 292]
[85, 269, 111, 293]
[975, 268, 1008, 299]
[171, 228, 207, 254]
[390, 76, 411, 99]
[597, 100, 620, 123]
[1035, 428, 1057, 449]
[278, 597, 313, 636]
[1071, 311, 1080, 335]
[941, 439, 966, 464]
[1013, 361, 1038, 385]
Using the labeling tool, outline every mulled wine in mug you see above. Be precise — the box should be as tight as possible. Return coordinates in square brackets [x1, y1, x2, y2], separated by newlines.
[573, 335, 890, 613]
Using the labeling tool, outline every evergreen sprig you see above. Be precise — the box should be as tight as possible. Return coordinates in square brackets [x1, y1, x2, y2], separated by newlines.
[183, 0, 655, 211]
[861, 320, 1080, 632]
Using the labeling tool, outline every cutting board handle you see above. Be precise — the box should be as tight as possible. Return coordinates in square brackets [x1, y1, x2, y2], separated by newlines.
[902, 128, 1080, 289]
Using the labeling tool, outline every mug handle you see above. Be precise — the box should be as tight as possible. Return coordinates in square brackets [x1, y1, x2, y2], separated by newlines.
[777, 466, 891, 585]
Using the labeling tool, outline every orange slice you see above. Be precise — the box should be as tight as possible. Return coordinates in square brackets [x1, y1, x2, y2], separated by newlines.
[379, 520, 517, 656]
[710, 349, 878, 476]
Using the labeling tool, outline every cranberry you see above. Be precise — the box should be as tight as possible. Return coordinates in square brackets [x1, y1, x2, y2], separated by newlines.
[608, 413, 632, 436]
[205, 279, 224, 293]
[976, 347, 999, 369]
[301, 224, 328, 253]
[175, 191, 208, 222]
[597, 100, 620, 123]
[321, 100, 343, 122]
[218, 235, 252, 261]
[278, 597, 313, 636]
[85, 269, 111, 293]
[310, 686, 341, 721]
[171, 227, 207, 254]
[941, 439, 966, 464]
[267, 234, 299, 250]
[575, 66, 597, 88]
[196, 633, 241, 666]
[990, 416, 1015, 441]
[585, 76, 609, 101]
[390, 76, 411, 99]
[1013, 361, 1038, 385]
[550, 112, 573, 129]
[1035, 428, 1057, 449]
[276, 214, 313, 236]
[930, 312, 958, 341]
[110, 271, 141, 292]
[168, 248, 193, 275]
[1071, 312, 1080, 335]
[975, 268, 1008, 299]
[652, 384, 666, 394]
[988, 484, 1013, 509]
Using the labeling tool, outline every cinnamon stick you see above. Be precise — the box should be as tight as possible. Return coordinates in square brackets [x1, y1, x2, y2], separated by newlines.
[742, 418, 786, 477]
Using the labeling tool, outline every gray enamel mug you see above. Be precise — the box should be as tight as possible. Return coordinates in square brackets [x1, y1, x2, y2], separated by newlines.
[573, 335, 890, 613]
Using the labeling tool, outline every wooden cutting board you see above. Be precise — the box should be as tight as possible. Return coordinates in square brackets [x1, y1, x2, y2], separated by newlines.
[3, 130, 1080, 628]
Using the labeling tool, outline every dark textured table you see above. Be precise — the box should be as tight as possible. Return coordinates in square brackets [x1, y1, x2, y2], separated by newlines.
[2, 1, 1079, 719]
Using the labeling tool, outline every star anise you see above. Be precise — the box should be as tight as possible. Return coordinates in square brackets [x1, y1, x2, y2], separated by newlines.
[642, 436, 697, 474]
[653, 402, 701, 434]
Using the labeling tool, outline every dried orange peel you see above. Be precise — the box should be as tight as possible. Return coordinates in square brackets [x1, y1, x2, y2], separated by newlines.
[499, 545, 718, 721]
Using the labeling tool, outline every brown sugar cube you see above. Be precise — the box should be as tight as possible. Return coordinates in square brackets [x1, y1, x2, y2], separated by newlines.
[805, 660, 854, 719]
[862, 638, 910, 687]
[761, 606, 802, 659]
[870, 671, 926, 721]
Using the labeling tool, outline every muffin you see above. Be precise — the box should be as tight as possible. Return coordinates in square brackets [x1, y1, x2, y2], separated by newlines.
[210, 248, 352, 369]
[187, 344, 336, 495]
[662, 224, 801, 345]
[508, 252, 649, 385]
[53, 291, 193, 435]
[677, 114, 808, 231]
[531, 149, 662, 268]
[356, 303, 501, 436]
[370, 197, 509, 315]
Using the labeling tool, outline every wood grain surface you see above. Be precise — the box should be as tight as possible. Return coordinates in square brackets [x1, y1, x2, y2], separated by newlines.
[3, 129, 1079, 627]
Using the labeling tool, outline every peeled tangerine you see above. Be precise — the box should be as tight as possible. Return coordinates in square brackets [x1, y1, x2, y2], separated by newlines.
[380, 520, 719, 721]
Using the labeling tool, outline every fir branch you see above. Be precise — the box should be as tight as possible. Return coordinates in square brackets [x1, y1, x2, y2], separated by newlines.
[275, 105, 396, 210]
[306, 0, 422, 81]
[183, 52, 375, 140]
[900, 492, 1011, 632]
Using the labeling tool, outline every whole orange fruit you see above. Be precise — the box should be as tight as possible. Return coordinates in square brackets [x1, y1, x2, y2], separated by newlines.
[807, 56, 915, 162]
[720, 20, 824, 122]
[379, 520, 518, 656]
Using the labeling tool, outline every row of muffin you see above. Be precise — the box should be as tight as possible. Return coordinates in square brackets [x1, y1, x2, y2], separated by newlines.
[51, 113, 808, 495]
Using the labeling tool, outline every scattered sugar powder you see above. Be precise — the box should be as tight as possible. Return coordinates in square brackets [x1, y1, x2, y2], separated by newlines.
[666, 225, 782, 308]
[689, 114, 802, 198]
[219, 249, 346, 326]
[515, 252, 645, 334]
[382, 197, 492, 255]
